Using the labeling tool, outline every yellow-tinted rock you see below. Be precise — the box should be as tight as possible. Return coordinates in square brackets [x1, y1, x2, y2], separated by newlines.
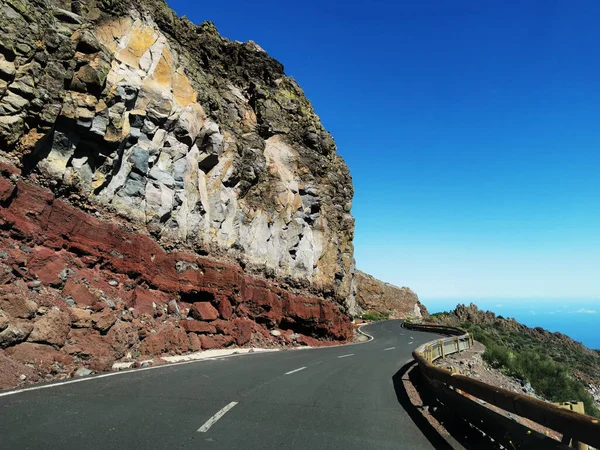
[115, 23, 157, 69]
[96, 17, 134, 53]
[173, 68, 197, 107]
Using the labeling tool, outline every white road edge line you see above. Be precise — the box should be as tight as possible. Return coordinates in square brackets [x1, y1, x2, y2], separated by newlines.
[285, 366, 307, 375]
[384, 347, 396, 351]
[337, 354, 354, 358]
[0, 350, 277, 398]
[356, 324, 375, 342]
[197, 401, 238, 433]
[0, 322, 382, 398]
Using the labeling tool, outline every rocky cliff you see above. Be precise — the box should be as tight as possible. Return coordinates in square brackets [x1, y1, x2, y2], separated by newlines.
[0, 0, 356, 389]
[354, 270, 427, 319]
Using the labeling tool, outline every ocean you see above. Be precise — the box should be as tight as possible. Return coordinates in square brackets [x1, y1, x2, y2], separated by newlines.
[423, 298, 600, 350]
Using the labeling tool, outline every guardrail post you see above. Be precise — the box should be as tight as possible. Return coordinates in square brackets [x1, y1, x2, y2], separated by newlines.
[439, 340, 445, 358]
[553, 402, 588, 450]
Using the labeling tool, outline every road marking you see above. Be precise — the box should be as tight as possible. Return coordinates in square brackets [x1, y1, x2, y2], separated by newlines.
[337, 354, 354, 358]
[285, 366, 306, 375]
[357, 324, 375, 341]
[0, 350, 278, 398]
[384, 347, 396, 351]
[197, 402, 238, 433]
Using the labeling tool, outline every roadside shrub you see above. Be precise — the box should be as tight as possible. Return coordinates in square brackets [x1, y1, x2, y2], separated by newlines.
[479, 336, 600, 418]
[361, 311, 390, 321]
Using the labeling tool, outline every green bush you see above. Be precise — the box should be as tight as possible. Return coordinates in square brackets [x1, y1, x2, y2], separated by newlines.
[479, 336, 600, 418]
[360, 311, 390, 321]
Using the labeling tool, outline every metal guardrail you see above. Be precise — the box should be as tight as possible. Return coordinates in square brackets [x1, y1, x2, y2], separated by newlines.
[404, 321, 600, 449]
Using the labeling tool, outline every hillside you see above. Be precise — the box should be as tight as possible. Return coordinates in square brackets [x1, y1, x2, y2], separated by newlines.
[0, 0, 357, 389]
[430, 304, 600, 417]
[354, 270, 427, 320]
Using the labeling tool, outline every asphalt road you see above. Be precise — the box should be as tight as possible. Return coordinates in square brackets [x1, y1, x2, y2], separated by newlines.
[0, 320, 445, 449]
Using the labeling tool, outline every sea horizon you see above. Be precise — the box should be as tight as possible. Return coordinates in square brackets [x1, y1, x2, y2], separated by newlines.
[422, 297, 600, 350]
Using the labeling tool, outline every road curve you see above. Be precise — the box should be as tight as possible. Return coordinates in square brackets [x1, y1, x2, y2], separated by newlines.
[0, 320, 445, 449]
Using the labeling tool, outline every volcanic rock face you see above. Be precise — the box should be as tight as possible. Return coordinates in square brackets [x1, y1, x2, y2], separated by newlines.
[0, 0, 357, 388]
[354, 270, 427, 319]
[0, 0, 355, 305]
[0, 164, 352, 388]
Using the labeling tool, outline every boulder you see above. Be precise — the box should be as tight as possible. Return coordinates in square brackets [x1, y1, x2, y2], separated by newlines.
[216, 297, 233, 320]
[0, 294, 38, 319]
[63, 328, 114, 358]
[92, 310, 117, 333]
[5, 342, 73, 373]
[106, 321, 139, 359]
[0, 322, 33, 349]
[0, 351, 41, 390]
[70, 308, 92, 328]
[138, 324, 188, 355]
[188, 333, 201, 352]
[179, 320, 216, 334]
[62, 280, 97, 307]
[231, 319, 253, 346]
[199, 335, 234, 350]
[28, 309, 71, 346]
[190, 302, 219, 321]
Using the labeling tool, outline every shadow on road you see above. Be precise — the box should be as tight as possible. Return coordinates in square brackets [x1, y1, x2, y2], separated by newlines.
[392, 362, 500, 450]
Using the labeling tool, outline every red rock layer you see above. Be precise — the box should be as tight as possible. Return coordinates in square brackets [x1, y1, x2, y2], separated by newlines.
[0, 162, 351, 390]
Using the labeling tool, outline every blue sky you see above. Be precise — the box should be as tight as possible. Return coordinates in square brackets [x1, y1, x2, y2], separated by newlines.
[167, 1, 600, 301]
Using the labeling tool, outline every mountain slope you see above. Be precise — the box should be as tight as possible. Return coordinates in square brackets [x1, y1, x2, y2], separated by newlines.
[430, 304, 600, 417]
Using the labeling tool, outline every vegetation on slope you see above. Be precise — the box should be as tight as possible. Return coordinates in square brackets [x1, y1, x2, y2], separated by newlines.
[430, 305, 600, 419]
[360, 311, 390, 321]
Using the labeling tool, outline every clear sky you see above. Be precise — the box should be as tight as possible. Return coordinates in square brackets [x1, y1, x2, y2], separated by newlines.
[167, 0, 600, 300]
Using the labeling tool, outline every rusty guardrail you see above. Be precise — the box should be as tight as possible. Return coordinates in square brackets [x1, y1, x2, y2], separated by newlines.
[404, 321, 600, 449]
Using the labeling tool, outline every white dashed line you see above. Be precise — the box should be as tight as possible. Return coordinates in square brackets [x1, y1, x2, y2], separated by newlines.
[285, 367, 307, 375]
[197, 401, 238, 433]
[384, 347, 396, 351]
[337, 354, 354, 358]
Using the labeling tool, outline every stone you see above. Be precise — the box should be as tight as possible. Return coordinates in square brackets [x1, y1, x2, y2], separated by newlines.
[188, 333, 201, 352]
[0, 323, 33, 349]
[179, 320, 216, 334]
[28, 309, 71, 346]
[270, 330, 281, 337]
[5, 342, 73, 373]
[92, 310, 117, 332]
[190, 302, 219, 321]
[167, 300, 180, 315]
[0, 92, 28, 115]
[139, 324, 188, 355]
[90, 114, 109, 137]
[0, 294, 38, 319]
[0, 59, 15, 79]
[216, 297, 233, 320]
[199, 335, 234, 350]
[231, 319, 253, 346]
[0, 311, 8, 332]
[70, 308, 93, 328]
[62, 280, 97, 307]
[106, 322, 139, 359]
[75, 368, 93, 377]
